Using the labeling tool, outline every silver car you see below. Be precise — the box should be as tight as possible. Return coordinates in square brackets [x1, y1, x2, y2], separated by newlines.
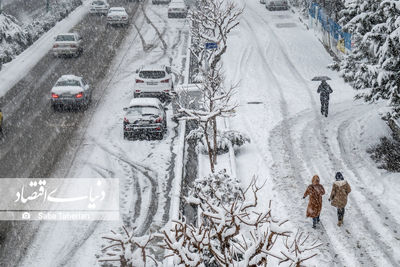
[52, 33, 83, 57]
[90, 0, 109, 15]
[51, 75, 91, 110]
[123, 98, 167, 140]
[168, 1, 188, 18]
[107, 7, 129, 26]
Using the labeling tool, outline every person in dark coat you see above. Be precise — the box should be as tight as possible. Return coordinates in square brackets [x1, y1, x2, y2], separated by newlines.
[317, 80, 333, 117]
[303, 175, 325, 228]
[329, 172, 351, 226]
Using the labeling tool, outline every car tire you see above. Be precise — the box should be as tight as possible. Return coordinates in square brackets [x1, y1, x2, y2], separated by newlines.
[134, 93, 140, 98]
[52, 104, 59, 111]
[123, 130, 129, 139]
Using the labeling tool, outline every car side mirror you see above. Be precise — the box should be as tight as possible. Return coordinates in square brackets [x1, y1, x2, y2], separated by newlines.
[166, 67, 172, 74]
[135, 69, 139, 73]
[123, 107, 128, 111]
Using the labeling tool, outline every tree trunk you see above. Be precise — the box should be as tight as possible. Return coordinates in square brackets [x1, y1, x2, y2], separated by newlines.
[212, 117, 218, 165]
[204, 121, 215, 173]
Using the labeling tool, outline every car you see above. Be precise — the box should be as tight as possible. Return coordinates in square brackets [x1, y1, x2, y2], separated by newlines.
[107, 7, 129, 26]
[89, 0, 110, 15]
[265, 0, 289, 10]
[52, 33, 83, 57]
[51, 75, 92, 110]
[168, 1, 188, 18]
[123, 98, 167, 140]
[0, 108, 3, 133]
[260, 0, 266, 4]
[134, 65, 174, 101]
[152, 0, 170, 4]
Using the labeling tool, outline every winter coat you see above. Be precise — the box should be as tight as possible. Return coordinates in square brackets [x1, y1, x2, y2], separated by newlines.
[303, 175, 325, 218]
[317, 82, 333, 101]
[329, 180, 351, 208]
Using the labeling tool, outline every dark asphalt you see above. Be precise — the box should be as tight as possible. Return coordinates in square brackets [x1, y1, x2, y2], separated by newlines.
[0, 1, 140, 265]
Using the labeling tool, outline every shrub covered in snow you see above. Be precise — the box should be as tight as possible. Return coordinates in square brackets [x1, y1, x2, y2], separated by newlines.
[0, 0, 82, 65]
[163, 178, 321, 266]
[187, 127, 250, 155]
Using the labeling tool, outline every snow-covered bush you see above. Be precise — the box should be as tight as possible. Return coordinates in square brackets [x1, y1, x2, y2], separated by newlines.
[0, 0, 82, 65]
[188, 169, 242, 207]
[99, 226, 161, 267]
[187, 127, 250, 155]
[163, 178, 322, 266]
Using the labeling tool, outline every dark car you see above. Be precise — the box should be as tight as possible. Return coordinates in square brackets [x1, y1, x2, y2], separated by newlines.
[123, 98, 167, 140]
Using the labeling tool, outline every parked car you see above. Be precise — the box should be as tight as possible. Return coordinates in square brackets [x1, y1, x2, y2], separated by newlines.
[107, 7, 129, 26]
[51, 75, 92, 110]
[123, 98, 167, 140]
[265, 0, 289, 10]
[168, 1, 188, 18]
[260, 0, 266, 4]
[52, 33, 83, 57]
[152, 0, 170, 4]
[89, 0, 109, 15]
[134, 65, 174, 101]
[0, 108, 3, 133]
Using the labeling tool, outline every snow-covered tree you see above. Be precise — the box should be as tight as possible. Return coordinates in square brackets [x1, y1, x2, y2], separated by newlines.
[163, 178, 321, 266]
[177, 67, 238, 173]
[178, 0, 243, 173]
[336, 1, 400, 118]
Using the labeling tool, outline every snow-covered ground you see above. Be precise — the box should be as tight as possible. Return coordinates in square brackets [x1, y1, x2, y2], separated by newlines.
[223, 1, 400, 266]
[18, 4, 190, 266]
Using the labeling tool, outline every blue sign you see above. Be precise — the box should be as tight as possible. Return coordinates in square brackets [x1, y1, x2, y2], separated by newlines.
[205, 42, 218, 49]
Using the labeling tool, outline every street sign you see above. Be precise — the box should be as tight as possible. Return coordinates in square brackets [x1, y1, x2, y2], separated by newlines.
[205, 42, 218, 49]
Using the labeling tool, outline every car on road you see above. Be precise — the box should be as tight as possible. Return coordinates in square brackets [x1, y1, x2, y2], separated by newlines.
[51, 75, 92, 110]
[167, 1, 188, 18]
[123, 98, 167, 140]
[0, 108, 3, 133]
[107, 7, 129, 26]
[152, 0, 170, 4]
[134, 65, 174, 101]
[52, 33, 83, 57]
[265, 0, 289, 10]
[89, 0, 110, 15]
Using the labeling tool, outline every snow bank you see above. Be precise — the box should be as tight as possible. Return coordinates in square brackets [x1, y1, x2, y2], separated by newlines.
[0, 0, 88, 98]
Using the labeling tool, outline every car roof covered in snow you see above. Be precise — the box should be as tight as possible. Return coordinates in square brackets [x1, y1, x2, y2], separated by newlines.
[139, 65, 167, 72]
[109, 7, 126, 12]
[57, 74, 82, 81]
[128, 98, 162, 108]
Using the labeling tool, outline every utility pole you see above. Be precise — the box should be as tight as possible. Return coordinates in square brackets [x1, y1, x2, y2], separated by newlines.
[0, 0, 3, 15]
[46, 0, 50, 13]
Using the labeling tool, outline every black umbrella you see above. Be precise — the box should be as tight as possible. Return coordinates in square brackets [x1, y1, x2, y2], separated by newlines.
[311, 76, 331, 81]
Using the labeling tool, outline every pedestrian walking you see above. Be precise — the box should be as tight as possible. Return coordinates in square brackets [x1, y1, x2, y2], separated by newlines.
[317, 80, 333, 117]
[329, 172, 352, 226]
[303, 175, 325, 228]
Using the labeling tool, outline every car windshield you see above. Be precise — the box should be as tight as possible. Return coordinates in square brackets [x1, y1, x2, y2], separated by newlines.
[55, 35, 75, 42]
[139, 71, 166, 79]
[56, 80, 81, 86]
[92, 1, 105, 5]
[127, 106, 160, 116]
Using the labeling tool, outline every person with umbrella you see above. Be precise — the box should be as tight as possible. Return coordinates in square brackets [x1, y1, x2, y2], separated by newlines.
[312, 76, 333, 117]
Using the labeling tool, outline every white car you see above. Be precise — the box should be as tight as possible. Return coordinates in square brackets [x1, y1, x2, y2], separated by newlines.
[90, 0, 109, 15]
[123, 98, 167, 140]
[265, 0, 289, 10]
[134, 65, 174, 101]
[52, 33, 83, 57]
[168, 1, 188, 18]
[51, 75, 91, 110]
[107, 7, 129, 26]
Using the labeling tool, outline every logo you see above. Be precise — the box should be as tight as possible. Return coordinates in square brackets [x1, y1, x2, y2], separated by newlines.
[21, 212, 31, 220]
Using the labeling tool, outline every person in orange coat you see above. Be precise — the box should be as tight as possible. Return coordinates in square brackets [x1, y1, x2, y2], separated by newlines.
[303, 175, 326, 228]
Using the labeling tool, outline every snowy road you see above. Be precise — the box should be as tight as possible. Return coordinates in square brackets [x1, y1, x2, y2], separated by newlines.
[226, 1, 400, 266]
[13, 3, 190, 266]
